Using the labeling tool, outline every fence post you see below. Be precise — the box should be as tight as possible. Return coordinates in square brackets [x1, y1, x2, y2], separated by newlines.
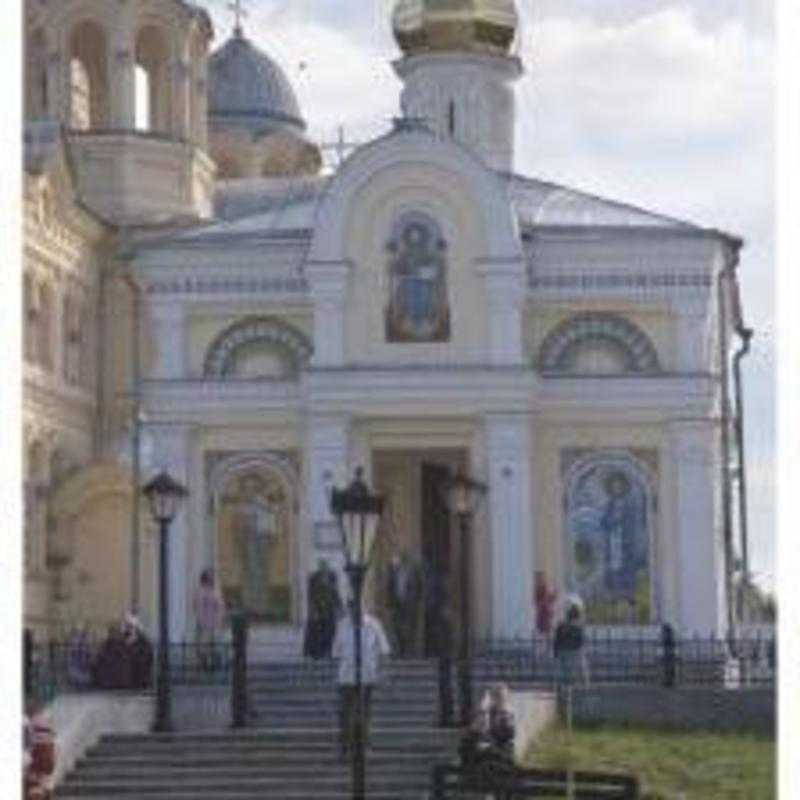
[438, 650, 454, 728]
[661, 624, 676, 688]
[431, 765, 446, 800]
[231, 611, 248, 729]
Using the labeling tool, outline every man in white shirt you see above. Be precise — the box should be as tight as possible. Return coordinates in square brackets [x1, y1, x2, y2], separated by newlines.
[332, 601, 391, 760]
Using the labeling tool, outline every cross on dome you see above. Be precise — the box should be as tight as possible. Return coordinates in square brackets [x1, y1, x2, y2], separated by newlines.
[228, 0, 248, 37]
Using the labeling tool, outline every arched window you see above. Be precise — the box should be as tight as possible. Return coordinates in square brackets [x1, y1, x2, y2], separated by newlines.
[63, 292, 81, 385]
[25, 441, 47, 572]
[564, 452, 658, 625]
[385, 212, 451, 343]
[537, 313, 661, 375]
[203, 317, 313, 378]
[37, 283, 54, 371]
[79, 304, 92, 389]
[135, 25, 173, 135]
[69, 20, 110, 130]
[23, 274, 38, 364]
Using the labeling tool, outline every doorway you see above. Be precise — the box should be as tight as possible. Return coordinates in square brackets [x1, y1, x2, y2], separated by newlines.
[372, 449, 466, 657]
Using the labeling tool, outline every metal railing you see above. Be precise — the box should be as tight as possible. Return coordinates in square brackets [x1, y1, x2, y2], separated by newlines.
[24, 637, 235, 706]
[472, 634, 776, 688]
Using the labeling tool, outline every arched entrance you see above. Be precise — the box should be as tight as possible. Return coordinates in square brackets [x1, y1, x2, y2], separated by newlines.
[209, 453, 299, 625]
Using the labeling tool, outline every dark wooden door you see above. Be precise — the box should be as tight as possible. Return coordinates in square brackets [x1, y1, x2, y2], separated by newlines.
[421, 462, 452, 657]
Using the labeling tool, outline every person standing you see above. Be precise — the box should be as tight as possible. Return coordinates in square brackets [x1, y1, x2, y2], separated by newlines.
[553, 602, 589, 689]
[533, 571, 557, 673]
[193, 569, 227, 672]
[332, 600, 391, 761]
[386, 551, 422, 658]
[303, 559, 343, 659]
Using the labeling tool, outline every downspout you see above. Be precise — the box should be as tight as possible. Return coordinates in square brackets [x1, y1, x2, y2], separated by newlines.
[121, 270, 143, 615]
[732, 321, 753, 624]
[716, 241, 740, 637]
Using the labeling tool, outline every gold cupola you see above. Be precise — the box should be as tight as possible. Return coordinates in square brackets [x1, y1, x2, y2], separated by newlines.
[392, 0, 519, 57]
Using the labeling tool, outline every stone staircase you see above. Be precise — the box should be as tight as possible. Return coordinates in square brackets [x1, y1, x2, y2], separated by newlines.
[55, 659, 460, 800]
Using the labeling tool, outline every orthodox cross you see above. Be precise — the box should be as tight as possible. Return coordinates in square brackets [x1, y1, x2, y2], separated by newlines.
[320, 125, 359, 169]
[228, 0, 248, 37]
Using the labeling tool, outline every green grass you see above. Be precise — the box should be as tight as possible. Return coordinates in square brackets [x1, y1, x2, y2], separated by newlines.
[525, 723, 775, 799]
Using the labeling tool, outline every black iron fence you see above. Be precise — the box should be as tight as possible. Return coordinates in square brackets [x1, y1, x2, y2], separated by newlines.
[472, 633, 776, 688]
[24, 636, 234, 705]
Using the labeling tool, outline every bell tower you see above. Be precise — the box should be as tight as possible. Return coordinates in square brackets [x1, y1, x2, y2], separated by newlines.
[25, 0, 215, 224]
[392, 0, 522, 173]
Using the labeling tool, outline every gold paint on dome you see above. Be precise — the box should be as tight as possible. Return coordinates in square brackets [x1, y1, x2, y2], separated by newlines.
[392, 0, 518, 56]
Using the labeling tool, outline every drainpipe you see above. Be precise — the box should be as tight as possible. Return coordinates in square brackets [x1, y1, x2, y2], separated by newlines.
[121, 270, 143, 615]
[716, 240, 741, 637]
[732, 323, 753, 624]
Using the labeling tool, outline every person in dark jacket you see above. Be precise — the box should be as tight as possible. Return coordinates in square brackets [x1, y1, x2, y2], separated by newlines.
[123, 615, 154, 690]
[92, 625, 132, 690]
[386, 551, 422, 657]
[553, 602, 588, 688]
[303, 560, 342, 659]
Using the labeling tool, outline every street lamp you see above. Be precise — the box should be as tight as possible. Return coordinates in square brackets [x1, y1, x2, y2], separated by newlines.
[441, 467, 487, 727]
[330, 466, 385, 800]
[143, 470, 188, 733]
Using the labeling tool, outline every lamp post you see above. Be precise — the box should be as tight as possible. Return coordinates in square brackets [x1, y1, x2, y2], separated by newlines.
[441, 467, 487, 727]
[330, 467, 385, 800]
[142, 470, 188, 733]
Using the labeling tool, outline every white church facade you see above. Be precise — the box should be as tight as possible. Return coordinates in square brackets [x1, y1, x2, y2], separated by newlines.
[23, 0, 747, 644]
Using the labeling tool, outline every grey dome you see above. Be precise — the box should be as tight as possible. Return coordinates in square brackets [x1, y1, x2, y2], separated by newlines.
[208, 34, 304, 129]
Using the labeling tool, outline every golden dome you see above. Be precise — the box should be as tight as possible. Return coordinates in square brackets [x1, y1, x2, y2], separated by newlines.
[392, 0, 518, 57]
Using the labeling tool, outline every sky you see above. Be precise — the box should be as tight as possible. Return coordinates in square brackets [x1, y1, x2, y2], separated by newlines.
[207, 0, 776, 590]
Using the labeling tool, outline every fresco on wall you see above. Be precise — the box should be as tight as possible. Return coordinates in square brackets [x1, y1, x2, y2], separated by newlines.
[564, 453, 654, 624]
[385, 213, 451, 342]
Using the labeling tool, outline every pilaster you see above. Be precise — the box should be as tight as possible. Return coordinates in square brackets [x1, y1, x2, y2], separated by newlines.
[669, 420, 724, 635]
[478, 258, 527, 366]
[670, 291, 713, 373]
[306, 260, 351, 367]
[305, 414, 352, 603]
[148, 302, 188, 380]
[484, 413, 535, 637]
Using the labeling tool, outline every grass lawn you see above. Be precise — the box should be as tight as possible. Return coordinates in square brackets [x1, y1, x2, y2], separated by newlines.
[525, 723, 775, 799]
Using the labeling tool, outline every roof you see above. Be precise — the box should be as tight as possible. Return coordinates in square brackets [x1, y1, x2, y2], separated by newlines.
[208, 33, 305, 131]
[506, 173, 699, 231]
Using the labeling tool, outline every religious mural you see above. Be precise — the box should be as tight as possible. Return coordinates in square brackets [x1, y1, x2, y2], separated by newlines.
[218, 471, 291, 622]
[385, 213, 451, 342]
[563, 452, 656, 624]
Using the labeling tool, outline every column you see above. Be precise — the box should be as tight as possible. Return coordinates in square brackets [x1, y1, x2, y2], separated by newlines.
[485, 414, 535, 638]
[148, 302, 187, 380]
[149, 423, 194, 642]
[670, 421, 725, 636]
[478, 259, 527, 366]
[111, 9, 136, 129]
[172, 50, 192, 140]
[112, 49, 136, 130]
[305, 414, 351, 606]
[306, 260, 351, 367]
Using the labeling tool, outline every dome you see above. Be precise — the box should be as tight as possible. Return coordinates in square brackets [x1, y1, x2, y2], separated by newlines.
[392, 0, 518, 57]
[208, 33, 304, 129]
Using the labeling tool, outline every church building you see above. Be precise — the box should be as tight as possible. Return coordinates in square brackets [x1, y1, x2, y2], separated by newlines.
[23, 0, 747, 645]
